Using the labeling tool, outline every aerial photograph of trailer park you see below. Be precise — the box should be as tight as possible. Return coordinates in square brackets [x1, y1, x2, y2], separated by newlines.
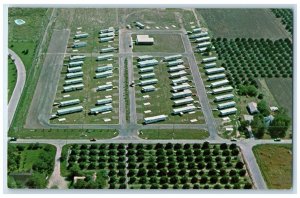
[6, 7, 293, 191]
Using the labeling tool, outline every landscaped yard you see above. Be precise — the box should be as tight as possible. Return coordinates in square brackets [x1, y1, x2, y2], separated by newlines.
[62, 142, 253, 189]
[138, 129, 209, 140]
[253, 144, 292, 189]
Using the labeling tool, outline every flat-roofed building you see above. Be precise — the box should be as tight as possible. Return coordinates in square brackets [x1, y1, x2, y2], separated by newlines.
[90, 105, 113, 114]
[57, 106, 83, 116]
[212, 86, 233, 94]
[214, 94, 234, 102]
[59, 99, 80, 107]
[138, 79, 158, 86]
[171, 89, 192, 99]
[207, 73, 226, 81]
[167, 59, 184, 67]
[96, 98, 112, 105]
[172, 76, 189, 85]
[173, 97, 194, 106]
[202, 57, 217, 63]
[210, 79, 229, 88]
[170, 70, 187, 78]
[219, 107, 237, 116]
[205, 67, 225, 75]
[217, 101, 236, 110]
[137, 55, 153, 61]
[66, 72, 83, 79]
[172, 83, 191, 92]
[63, 83, 84, 92]
[96, 54, 113, 61]
[144, 115, 168, 124]
[95, 70, 113, 79]
[168, 65, 186, 73]
[96, 64, 113, 72]
[141, 85, 156, 93]
[137, 59, 159, 67]
[173, 105, 196, 115]
[163, 54, 182, 62]
[136, 35, 154, 45]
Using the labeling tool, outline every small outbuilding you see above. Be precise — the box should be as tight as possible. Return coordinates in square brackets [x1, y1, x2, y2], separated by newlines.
[247, 102, 259, 114]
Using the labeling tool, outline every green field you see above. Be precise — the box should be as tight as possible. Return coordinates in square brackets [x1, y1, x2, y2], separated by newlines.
[132, 34, 185, 53]
[253, 144, 292, 189]
[265, 78, 293, 118]
[8, 143, 56, 188]
[138, 129, 209, 140]
[8, 58, 17, 101]
[134, 57, 205, 124]
[62, 143, 252, 189]
[197, 9, 289, 39]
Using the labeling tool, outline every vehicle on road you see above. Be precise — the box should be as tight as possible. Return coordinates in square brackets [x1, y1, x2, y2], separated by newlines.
[231, 138, 237, 142]
[274, 138, 281, 142]
[9, 137, 17, 142]
[90, 138, 97, 142]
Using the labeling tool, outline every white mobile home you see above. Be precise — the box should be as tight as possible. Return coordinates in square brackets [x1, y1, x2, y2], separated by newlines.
[210, 79, 229, 88]
[95, 70, 113, 78]
[74, 33, 89, 39]
[57, 106, 83, 116]
[172, 76, 189, 85]
[100, 27, 115, 34]
[139, 67, 154, 73]
[217, 101, 236, 110]
[66, 72, 83, 79]
[140, 73, 155, 79]
[90, 105, 113, 114]
[195, 36, 210, 43]
[202, 57, 217, 63]
[99, 32, 115, 38]
[212, 86, 234, 94]
[97, 84, 113, 91]
[64, 78, 83, 85]
[96, 98, 112, 105]
[137, 55, 153, 61]
[219, 107, 237, 116]
[192, 28, 202, 33]
[139, 79, 158, 86]
[173, 105, 196, 115]
[67, 66, 82, 73]
[100, 47, 115, 53]
[173, 97, 194, 106]
[96, 54, 113, 61]
[169, 70, 187, 78]
[138, 59, 159, 68]
[59, 99, 80, 107]
[63, 83, 84, 92]
[168, 59, 184, 67]
[144, 115, 168, 124]
[214, 94, 235, 102]
[163, 54, 182, 62]
[205, 67, 225, 75]
[96, 64, 113, 72]
[72, 42, 87, 48]
[172, 83, 191, 92]
[207, 73, 226, 81]
[204, 62, 217, 69]
[197, 42, 211, 48]
[141, 85, 156, 93]
[69, 61, 84, 67]
[171, 89, 192, 99]
[99, 36, 114, 43]
[168, 65, 186, 73]
[189, 32, 208, 39]
[69, 55, 86, 61]
[136, 22, 145, 29]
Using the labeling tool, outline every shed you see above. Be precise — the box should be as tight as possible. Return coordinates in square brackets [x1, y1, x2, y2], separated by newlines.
[247, 102, 259, 114]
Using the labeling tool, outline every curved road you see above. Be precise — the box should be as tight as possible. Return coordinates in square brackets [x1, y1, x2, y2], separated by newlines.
[8, 49, 26, 128]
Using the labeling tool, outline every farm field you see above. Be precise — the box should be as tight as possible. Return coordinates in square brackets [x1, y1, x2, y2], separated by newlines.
[7, 143, 56, 189]
[265, 78, 293, 118]
[62, 143, 253, 189]
[133, 57, 205, 124]
[138, 129, 209, 140]
[8, 58, 17, 101]
[253, 144, 292, 189]
[132, 34, 185, 53]
[197, 9, 289, 39]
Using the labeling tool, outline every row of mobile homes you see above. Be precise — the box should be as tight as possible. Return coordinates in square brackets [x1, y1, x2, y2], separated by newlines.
[163, 54, 182, 62]
[171, 89, 192, 99]
[66, 72, 83, 79]
[57, 106, 83, 116]
[173, 105, 196, 115]
[64, 78, 83, 85]
[96, 54, 113, 61]
[95, 70, 113, 79]
[96, 64, 113, 72]
[90, 105, 113, 115]
[144, 115, 168, 124]
[59, 99, 80, 107]
[63, 84, 84, 92]
[96, 98, 112, 105]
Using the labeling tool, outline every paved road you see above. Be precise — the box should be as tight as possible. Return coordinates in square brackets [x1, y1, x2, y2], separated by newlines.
[8, 49, 26, 128]
[25, 29, 70, 129]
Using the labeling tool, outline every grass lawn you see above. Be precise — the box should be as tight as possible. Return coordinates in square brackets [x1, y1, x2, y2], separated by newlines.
[132, 34, 185, 53]
[197, 9, 289, 39]
[134, 57, 205, 124]
[253, 144, 292, 189]
[9, 129, 118, 139]
[138, 129, 209, 140]
[8, 58, 17, 101]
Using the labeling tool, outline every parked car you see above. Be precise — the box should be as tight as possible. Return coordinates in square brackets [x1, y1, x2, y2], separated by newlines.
[274, 138, 281, 142]
[90, 138, 96, 142]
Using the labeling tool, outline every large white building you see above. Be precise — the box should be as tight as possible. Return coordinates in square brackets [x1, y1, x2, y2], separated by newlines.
[136, 35, 154, 45]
